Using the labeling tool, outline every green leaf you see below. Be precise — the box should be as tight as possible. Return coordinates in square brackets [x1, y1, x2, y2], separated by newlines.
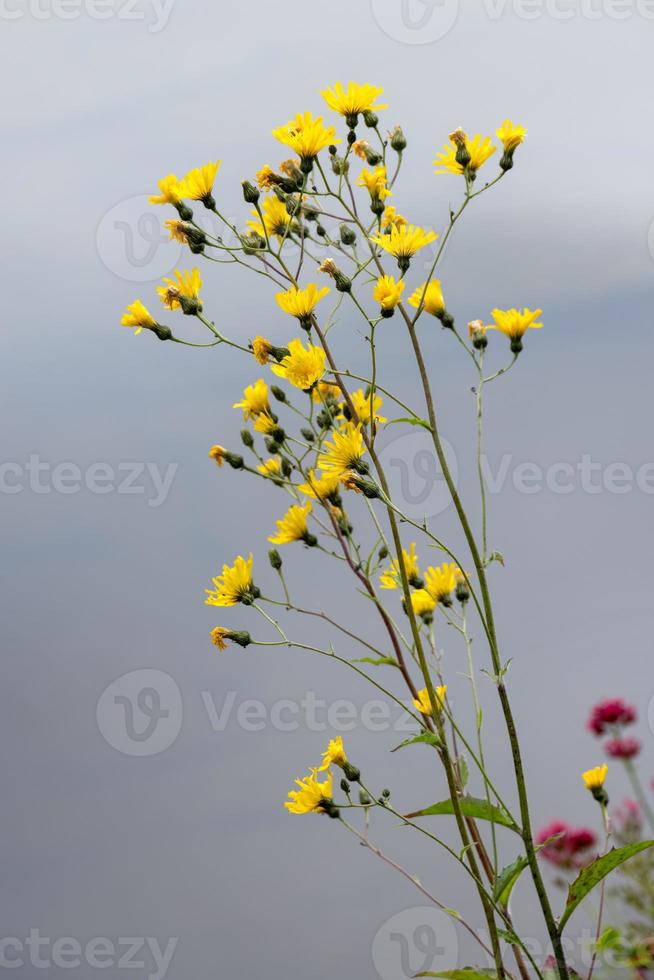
[416, 970, 499, 979]
[493, 856, 529, 906]
[487, 551, 505, 567]
[351, 656, 399, 668]
[458, 756, 469, 789]
[391, 732, 442, 752]
[385, 416, 433, 431]
[404, 796, 519, 833]
[559, 841, 654, 931]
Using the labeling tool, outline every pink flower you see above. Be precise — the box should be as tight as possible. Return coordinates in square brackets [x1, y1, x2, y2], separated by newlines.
[605, 736, 641, 759]
[587, 698, 636, 736]
[536, 820, 598, 869]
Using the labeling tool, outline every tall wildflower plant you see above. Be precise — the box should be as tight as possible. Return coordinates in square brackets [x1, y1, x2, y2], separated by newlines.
[121, 83, 652, 979]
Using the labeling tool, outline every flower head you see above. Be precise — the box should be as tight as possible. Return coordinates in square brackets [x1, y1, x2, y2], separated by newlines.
[319, 736, 347, 770]
[276, 284, 330, 327]
[496, 120, 527, 153]
[181, 161, 221, 203]
[373, 275, 405, 313]
[382, 205, 407, 230]
[149, 174, 185, 206]
[536, 821, 597, 870]
[424, 563, 462, 603]
[253, 412, 279, 435]
[164, 219, 193, 244]
[413, 685, 447, 716]
[318, 422, 366, 476]
[341, 388, 387, 426]
[255, 165, 277, 190]
[587, 698, 636, 736]
[370, 224, 437, 271]
[285, 768, 334, 815]
[582, 765, 608, 791]
[257, 458, 281, 477]
[434, 134, 496, 175]
[269, 502, 314, 546]
[233, 379, 270, 420]
[211, 627, 231, 651]
[312, 382, 341, 404]
[208, 445, 227, 467]
[321, 81, 387, 119]
[121, 300, 157, 335]
[297, 469, 342, 502]
[357, 165, 391, 202]
[379, 543, 420, 590]
[252, 336, 272, 365]
[272, 112, 339, 166]
[409, 281, 445, 317]
[247, 195, 289, 241]
[157, 268, 202, 313]
[411, 589, 437, 618]
[605, 737, 640, 760]
[488, 308, 543, 352]
[205, 554, 255, 607]
[271, 338, 326, 390]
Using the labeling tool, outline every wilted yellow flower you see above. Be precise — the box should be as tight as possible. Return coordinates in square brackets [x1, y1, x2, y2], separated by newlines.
[157, 268, 202, 311]
[488, 307, 543, 342]
[321, 81, 387, 118]
[233, 379, 270, 420]
[257, 458, 281, 476]
[345, 388, 387, 426]
[252, 336, 272, 365]
[276, 284, 330, 325]
[247, 195, 289, 240]
[382, 205, 407, 229]
[208, 445, 226, 467]
[357, 165, 391, 201]
[409, 281, 445, 317]
[318, 422, 366, 476]
[319, 736, 347, 770]
[582, 765, 608, 791]
[411, 589, 437, 618]
[380, 543, 420, 590]
[496, 120, 527, 152]
[181, 161, 221, 202]
[164, 219, 191, 244]
[425, 563, 461, 602]
[434, 134, 496, 175]
[285, 768, 333, 814]
[211, 627, 231, 651]
[205, 554, 254, 607]
[373, 275, 405, 312]
[149, 174, 184, 206]
[269, 503, 313, 545]
[413, 685, 447, 715]
[272, 112, 339, 164]
[271, 338, 326, 390]
[255, 165, 277, 189]
[312, 382, 341, 403]
[297, 469, 342, 501]
[351, 139, 371, 160]
[370, 224, 438, 270]
[121, 300, 157, 335]
[468, 319, 487, 338]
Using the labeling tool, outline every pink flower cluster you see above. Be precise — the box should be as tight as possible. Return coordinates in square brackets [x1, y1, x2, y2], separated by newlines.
[587, 697, 640, 759]
[535, 820, 597, 869]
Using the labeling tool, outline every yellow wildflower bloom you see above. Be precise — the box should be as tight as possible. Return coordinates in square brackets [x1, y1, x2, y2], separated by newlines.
[434, 134, 496, 175]
[425, 563, 461, 602]
[312, 382, 341, 403]
[269, 502, 313, 545]
[357, 165, 391, 201]
[149, 174, 184, 206]
[582, 765, 608, 791]
[285, 768, 333, 814]
[205, 554, 254, 607]
[157, 268, 202, 312]
[413, 685, 448, 715]
[408, 280, 445, 317]
[321, 81, 387, 118]
[380, 543, 420, 590]
[318, 422, 366, 476]
[208, 445, 226, 467]
[411, 589, 437, 618]
[496, 120, 527, 153]
[373, 275, 405, 311]
[181, 160, 221, 202]
[272, 112, 339, 164]
[275, 284, 330, 325]
[382, 205, 406, 229]
[257, 458, 281, 476]
[121, 300, 157, 335]
[370, 224, 438, 271]
[164, 219, 191, 244]
[319, 736, 347, 770]
[252, 336, 272, 365]
[255, 165, 277, 189]
[271, 338, 326, 390]
[211, 627, 230, 651]
[247, 195, 289, 240]
[488, 307, 543, 342]
[253, 412, 278, 435]
[297, 469, 342, 501]
[232, 379, 270, 420]
[345, 388, 387, 426]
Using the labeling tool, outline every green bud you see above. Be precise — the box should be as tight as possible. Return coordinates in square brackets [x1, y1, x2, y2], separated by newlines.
[240, 429, 254, 448]
[378, 546, 389, 561]
[281, 458, 293, 478]
[150, 324, 173, 342]
[268, 548, 283, 570]
[455, 580, 470, 604]
[300, 428, 315, 443]
[390, 126, 407, 153]
[340, 779, 350, 795]
[343, 762, 360, 783]
[334, 270, 352, 293]
[228, 630, 252, 648]
[225, 452, 244, 470]
[340, 224, 357, 246]
[363, 110, 379, 128]
[241, 180, 260, 204]
[359, 790, 371, 806]
[270, 385, 287, 403]
[175, 201, 193, 222]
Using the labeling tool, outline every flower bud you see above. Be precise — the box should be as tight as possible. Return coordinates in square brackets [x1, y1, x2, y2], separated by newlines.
[241, 180, 260, 204]
[281, 458, 293, 478]
[455, 579, 470, 604]
[389, 125, 407, 152]
[301, 428, 315, 443]
[340, 224, 357, 246]
[343, 762, 361, 783]
[228, 630, 252, 648]
[240, 429, 254, 448]
[363, 110, 379, 128]
[270, 385, 287, 403]
[151, 324, 173, 342]
[340, 779, 350, 795]
[175, 201, 193, 222]
[268, 548, 283, 570]
[225, 452, 244, 470]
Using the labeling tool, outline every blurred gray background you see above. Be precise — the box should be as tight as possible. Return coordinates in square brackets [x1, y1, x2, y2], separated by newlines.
[2, 0, 653, 976]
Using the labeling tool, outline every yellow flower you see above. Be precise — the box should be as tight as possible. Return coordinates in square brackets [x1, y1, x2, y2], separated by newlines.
[488, 308, 543, 343]
[257, 458, 281, 476]
[357, 165, 391, 201]
[208, 445, 226, 467]
[434, 134, 496, 175]
[211, 627, 231, 651]
[275, 284, 330, 325]
[425, 563, 461, 602]
[496, 120, 527, 153]
[157, 268, 202, 312]
[370, 224, 438, 271]
[285, 768, 333, 814]
[379, 543, 420, 590]
[319, 736, 348, 771]
[409, 281, 445, 317]
[181, 160, 221, 202]
[256, 165, 277, 189]
[269, 502, 313, 545]
[346, 388, 387, 425]
[312, 382, 341, 403]
[352, 139, 371, 160]
[297, 469, 342, 501]
[253, 412, 278, 435]
[318, 422, 366, 476]
[121, 300, 157, 335]
[468, 319, 487, 339]
[164, 219, 191, 244]
[321, 81, 387, 118]
[205, 554, 255, 607]
[382, 205, 407, 229]
[373, 275, 405, 312]
[149, 174, 184, 206]
[411, 589, 437, 618]
[582, 765, 608, 791]
[272, 112, 339, 164]
[247, 195, 289, 240]
[413, 685, 447, 715]
[271, 338, 326, 390]
[233, 379, 270, 420]
[252, 336, 272, 365]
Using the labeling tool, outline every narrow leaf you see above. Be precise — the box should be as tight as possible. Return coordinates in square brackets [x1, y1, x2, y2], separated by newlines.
[559, 841, 654, 931]
[351, 656, 399, 668]
[493, 856, 529, 906]
[405, 796, 519, 833]
[385, 416, 433, 431]
[391, 732, 441, 753]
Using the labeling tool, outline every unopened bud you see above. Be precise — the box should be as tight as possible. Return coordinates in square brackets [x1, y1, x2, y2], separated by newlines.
[240, 429, 254, 448]
[389, 125, 407, 152]
[340, 224, 357, 246]
[241, 180, 260, 204]
[363, 110, 379, 128]
[268, 548, 282, 570]
[270, 385, 287, 403]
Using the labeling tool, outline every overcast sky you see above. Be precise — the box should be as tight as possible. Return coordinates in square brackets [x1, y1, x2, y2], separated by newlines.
[2, 1, 654, 977]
